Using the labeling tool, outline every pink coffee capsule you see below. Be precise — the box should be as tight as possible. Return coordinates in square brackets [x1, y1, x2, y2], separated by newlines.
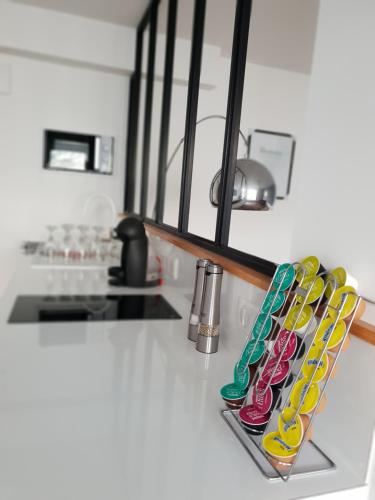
[261, 358, 289, 386]
[252, 380, 273, 414]
[239, 404, 270, 426]
[273, 329, 297, 361]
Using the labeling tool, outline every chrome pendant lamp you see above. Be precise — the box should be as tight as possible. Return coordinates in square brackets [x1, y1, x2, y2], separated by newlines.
[209, 158, 276, 211]
[157, 115, 276, 218]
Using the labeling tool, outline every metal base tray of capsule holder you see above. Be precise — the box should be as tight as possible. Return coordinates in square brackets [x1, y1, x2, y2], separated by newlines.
[222, 410, 335, 481]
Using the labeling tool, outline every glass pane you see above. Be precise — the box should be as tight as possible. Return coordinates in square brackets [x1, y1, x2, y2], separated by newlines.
[228, 0, 319, 262]
[134, 26, 149, 214]
[187, 0, 237, 240]
[146, 2, 168, 219]
[163, 0, 195, 228]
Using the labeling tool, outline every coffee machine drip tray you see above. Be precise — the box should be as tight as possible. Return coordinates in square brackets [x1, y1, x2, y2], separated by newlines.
[8, 295, 182, 323]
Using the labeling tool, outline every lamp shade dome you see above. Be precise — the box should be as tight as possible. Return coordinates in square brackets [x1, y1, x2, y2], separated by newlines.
[209, 158, 276, 210]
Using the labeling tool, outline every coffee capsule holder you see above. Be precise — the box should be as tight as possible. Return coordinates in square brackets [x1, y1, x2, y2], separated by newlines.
[222, 262, 361, 481]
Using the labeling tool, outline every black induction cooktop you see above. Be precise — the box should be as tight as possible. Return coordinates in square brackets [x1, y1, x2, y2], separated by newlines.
[8, 294, 181, 323]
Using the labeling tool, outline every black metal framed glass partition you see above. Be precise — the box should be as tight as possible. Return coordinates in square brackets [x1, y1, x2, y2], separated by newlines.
[124, 0, 277, 277]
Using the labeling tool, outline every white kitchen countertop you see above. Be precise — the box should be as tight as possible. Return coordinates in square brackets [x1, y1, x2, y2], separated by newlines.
[0, 259, 374, 500]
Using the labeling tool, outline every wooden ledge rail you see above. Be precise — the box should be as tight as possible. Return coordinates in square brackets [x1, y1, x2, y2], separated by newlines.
[145, 223, 375, 346]
[146, 223, 271, 291]
[350, 319, 375, 345]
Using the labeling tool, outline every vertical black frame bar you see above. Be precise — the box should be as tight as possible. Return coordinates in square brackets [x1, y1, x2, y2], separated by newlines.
[155, 0, 178, 223]
[214, 0, 252, 245]
[140, 2, 158, 217]
[124, 74, 136, 211]
[124, 28, 143, 212]
[177, 0, 206, 232]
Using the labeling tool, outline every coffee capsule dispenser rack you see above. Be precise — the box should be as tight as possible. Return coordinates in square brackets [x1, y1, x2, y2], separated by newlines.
[221, 262, 361, 481]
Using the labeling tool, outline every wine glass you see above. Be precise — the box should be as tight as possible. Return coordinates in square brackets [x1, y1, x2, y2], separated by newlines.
[92, 225, 105, 263]
[84, 227, 96, 263]
[68, 227, 82, 263]
[43, 225, 57, 261]
[61, 223, 74, 262]
[77, 224, 90, 261]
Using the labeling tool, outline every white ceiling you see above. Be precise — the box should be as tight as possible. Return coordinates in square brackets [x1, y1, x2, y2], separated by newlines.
[11, 0, 150, 26]
[11, 0, 319, 74]
[172, 0, 320, 74]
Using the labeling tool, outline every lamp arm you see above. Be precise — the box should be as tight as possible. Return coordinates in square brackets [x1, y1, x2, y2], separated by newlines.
[152, 115, 249, 219]
[165, 114, 249, 173]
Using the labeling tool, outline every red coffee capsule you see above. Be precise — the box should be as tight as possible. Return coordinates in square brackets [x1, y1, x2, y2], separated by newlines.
[261, 358, 290, 386]
[274, 329, 297, 361]
[239, 404, 270, 435]
[252, 380, 273, 414]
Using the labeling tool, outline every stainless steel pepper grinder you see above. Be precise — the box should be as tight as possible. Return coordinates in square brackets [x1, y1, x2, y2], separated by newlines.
[188, 258, 212, 342]
[196, 263, 223, 354]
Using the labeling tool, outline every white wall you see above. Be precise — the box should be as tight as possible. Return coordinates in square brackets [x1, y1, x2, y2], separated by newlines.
[0, 2, 131, 296]
[0, 0, 135, 74]
[290, 0, 375, 301]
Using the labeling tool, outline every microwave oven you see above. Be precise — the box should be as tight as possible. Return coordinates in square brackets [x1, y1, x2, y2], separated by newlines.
[43, 129, 114, 175]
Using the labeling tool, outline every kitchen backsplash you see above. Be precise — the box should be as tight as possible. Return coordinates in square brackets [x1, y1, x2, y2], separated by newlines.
[150, 234, 375, 331]
[150, 234, 266, 353]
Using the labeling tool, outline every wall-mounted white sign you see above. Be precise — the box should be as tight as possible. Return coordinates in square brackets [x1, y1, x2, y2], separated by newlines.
[249, 130, 295, 199]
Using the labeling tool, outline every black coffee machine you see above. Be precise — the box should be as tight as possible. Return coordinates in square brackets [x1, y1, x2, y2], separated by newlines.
[108, 215, 159, 287]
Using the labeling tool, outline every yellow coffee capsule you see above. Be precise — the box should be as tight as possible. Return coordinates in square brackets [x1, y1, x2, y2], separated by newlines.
[284, 304, 313, 332]
[325, 267, 347, 298]
[327, 286, 358, 320]
[296, 276, 324, 305]
[290, 377, 320, 414]
[278, 407, 304, 448]
[302, 345, 328, 383]
[296, 256, 320, 282]
[325, 267, 358, 299]
[314, 317, 346, 350]
[262, 431, 298, 461]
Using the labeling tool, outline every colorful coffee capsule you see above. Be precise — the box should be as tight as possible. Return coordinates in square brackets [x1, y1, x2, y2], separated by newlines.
[239, 404, 270, 435]
[272, 263, 296, 291]
[327, 286, 358, 320]
[301, 345, 329, 383]
[283, 304, 317, 335]
[314, 317, 346, 351]
[295, 275, 325, 306]
[325, 267, 358, 299]
[290, 377, 320, 414]
[262, 431, 299, 463]
[261, 290, 286, 315]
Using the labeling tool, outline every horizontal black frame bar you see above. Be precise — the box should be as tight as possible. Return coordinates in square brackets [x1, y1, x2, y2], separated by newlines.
[144, 218, 277, 277]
